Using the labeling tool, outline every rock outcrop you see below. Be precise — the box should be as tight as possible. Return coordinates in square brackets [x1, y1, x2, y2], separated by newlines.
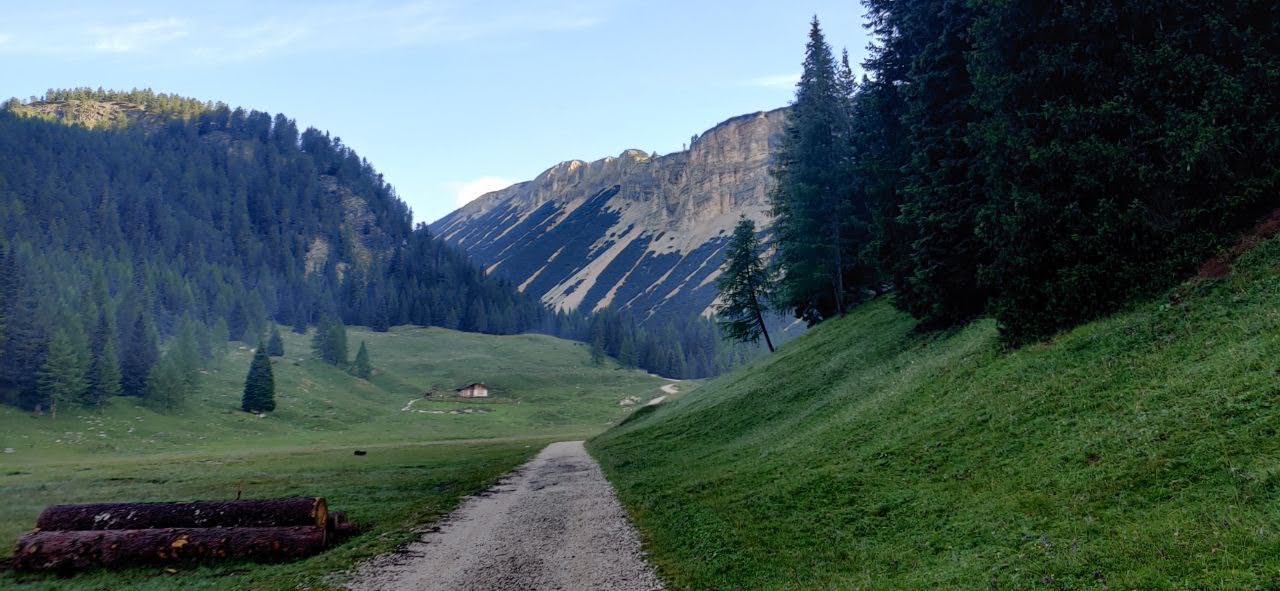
[431, 108, 786, 323]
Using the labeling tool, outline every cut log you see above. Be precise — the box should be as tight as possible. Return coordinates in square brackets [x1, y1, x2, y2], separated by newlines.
[12, 526, 328, 571]
[35, 498, 327, 531]
[326, 511, 360, 539]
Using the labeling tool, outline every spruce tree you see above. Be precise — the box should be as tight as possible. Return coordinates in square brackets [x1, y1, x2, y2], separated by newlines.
[351, 341, 372, 379]
[589, 320, 606, 366]
[770, 17, 870, 324]
[715, 218, 776, 352]
[267, 325, 285, 357]
[89, 339, 123, 405]
[326, 321, 348, 366]
[120, 314, 158, 397]
[241, 341, 275, 413]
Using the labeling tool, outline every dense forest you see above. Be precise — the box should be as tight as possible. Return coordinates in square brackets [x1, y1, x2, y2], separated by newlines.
[0, 89, 736, 412]
[764, 4, 1279, 343]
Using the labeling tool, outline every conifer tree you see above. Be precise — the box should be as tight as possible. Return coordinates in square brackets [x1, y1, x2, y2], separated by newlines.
[89, 339, 123, 405]
[770, 17, 870, 324]
[145, 354, 185, 412]
[589, 320, 606, 366]
[120, 313, 158, 397]
[715, 218, 776, 352]
[266, 325, 285, 357]
[37, 329, 89, 419]
[241, 341, 275, 413]
[351, 341, 372, 379]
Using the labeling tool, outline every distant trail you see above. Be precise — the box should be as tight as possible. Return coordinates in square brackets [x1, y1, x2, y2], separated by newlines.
[660, 383, 679, 395]
[345, 441, 664, 591]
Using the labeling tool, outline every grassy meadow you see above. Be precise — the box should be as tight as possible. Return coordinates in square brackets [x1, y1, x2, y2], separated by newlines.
[0, 326, 669, 589]
[590, 236, 1280, 589]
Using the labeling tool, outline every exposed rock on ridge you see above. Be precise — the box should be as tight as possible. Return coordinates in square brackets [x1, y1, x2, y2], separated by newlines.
[431, 108, 785, 323]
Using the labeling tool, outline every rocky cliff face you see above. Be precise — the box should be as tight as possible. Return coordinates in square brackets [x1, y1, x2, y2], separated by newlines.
[431, 108, 786, 323]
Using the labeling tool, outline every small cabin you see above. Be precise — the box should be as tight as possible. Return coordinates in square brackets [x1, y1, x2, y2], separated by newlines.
[456, 383, 489, 398]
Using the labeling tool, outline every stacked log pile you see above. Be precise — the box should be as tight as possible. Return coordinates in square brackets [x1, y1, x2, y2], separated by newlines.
[12, 498, 359, 572]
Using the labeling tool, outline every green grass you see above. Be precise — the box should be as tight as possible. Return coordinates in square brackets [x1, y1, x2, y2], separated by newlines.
[590, 237, 1280, 589]
[0, 326, 668, 589]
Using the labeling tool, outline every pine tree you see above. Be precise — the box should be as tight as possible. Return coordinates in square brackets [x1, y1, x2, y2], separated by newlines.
[351, 341, 372, 379]
[36, 329, 89, 419]
[266, 325, 285, 357]
[241, 341, 275, 413]
[715, 218, 776, 352]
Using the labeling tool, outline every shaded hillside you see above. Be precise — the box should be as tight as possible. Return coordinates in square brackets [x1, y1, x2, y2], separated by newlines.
[432, 109, 786, 324]
[591, 234, 1280, 589]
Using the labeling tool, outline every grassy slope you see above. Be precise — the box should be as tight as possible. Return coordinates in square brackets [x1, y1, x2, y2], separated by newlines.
[591, 237, 1280, 590]
[1, 326, 666, 589]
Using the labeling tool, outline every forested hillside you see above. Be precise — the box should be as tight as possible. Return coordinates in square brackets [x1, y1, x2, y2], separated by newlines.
[765, 5, 1279, 341]
[0, 89, 734, 412]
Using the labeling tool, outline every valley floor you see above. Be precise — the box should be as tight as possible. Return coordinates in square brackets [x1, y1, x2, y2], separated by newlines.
[0, 326, 669, 590]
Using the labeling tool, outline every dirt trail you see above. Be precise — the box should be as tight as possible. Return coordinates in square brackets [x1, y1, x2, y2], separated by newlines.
[345, 441, 664, 591]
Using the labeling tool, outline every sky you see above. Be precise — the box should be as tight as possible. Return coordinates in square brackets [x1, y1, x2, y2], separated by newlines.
[1, 1, 870, 223]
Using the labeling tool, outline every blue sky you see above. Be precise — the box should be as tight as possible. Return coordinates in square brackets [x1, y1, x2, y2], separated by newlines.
[1, 1, 869, 223]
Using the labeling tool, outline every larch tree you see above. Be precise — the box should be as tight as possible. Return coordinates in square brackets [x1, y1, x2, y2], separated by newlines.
[36, 329, 90, 419]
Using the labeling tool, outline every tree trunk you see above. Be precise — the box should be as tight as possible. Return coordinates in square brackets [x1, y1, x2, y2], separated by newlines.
[12, 526, 328, 571]
[751, 295, 775, 353]
[35, 498, 328, 531]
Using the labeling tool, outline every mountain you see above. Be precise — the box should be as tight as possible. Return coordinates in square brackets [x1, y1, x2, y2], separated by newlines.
[0, 88, 571, 410]
[431, 108, 787, 324]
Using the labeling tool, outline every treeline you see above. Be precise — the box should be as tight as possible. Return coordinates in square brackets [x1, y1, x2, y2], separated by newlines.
[586, 308, 761, 379]
[0, 89, 734, 411]
[771, 6, 1280, 342]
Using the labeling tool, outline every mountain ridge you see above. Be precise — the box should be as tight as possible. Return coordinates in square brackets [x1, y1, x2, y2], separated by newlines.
[432, 107, 787, 324]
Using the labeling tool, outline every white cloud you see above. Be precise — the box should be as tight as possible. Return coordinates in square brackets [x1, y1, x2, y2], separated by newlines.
[90, 18, 188, 53]
[0, 33, 11, 46]
[451, 177, 514, 207]
[746, 73, 800, 89]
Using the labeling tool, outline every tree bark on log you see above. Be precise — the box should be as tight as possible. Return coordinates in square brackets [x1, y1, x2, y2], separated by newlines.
[35, 498, 327, 531]
[12, 526, 328, 571]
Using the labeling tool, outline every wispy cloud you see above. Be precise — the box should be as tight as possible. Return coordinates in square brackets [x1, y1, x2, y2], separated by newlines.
[0, 1, 606, 63]
[90, 18, 188, 53]
[448, 177, 515, 207]
[746, 73, 800, 89]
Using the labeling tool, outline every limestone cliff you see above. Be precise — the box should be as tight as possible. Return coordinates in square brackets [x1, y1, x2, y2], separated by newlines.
[431, 108, 786, 323]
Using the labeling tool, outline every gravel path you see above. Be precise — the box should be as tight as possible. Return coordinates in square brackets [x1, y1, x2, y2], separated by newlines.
[345, 441, 664, 591]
